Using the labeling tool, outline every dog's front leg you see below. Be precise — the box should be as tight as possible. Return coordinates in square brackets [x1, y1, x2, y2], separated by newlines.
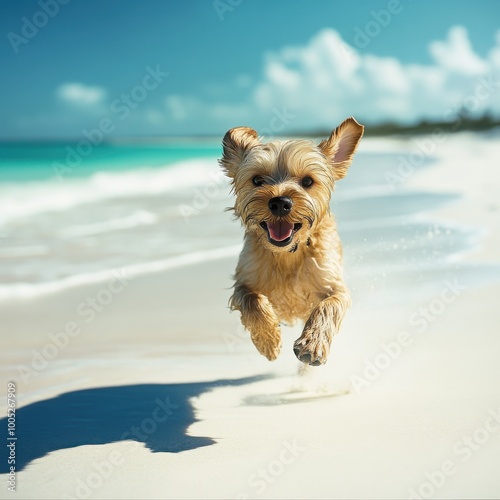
[293, 290, 350, 366]
[230, 284, 282, 361]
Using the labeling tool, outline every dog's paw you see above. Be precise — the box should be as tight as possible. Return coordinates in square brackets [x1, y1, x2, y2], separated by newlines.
[251, 326, 282, 361]
[257, 339, 282, 361]
[293, 332, 331, 366]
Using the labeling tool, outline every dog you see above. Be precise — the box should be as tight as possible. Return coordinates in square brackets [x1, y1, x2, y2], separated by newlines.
[220, 117, 364, 366]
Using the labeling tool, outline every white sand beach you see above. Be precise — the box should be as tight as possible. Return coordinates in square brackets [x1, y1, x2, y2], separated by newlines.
[1, 131, 500, 499]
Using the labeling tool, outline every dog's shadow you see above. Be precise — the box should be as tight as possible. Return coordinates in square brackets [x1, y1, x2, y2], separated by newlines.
[0, 375, 267, 473]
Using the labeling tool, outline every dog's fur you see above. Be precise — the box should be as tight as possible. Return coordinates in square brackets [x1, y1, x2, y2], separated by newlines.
[220, 117, 364, 366]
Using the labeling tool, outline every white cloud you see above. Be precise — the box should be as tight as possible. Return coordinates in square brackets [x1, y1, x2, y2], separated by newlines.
[165, 26, 500, 133]
[235, 74, 252, 88]
[429, 26, 488, 75]
[250, 26, 500, 128]
[165, 94, 252, 127]
[56, 82, 107, 105]
[165, 94, 189, 121]
[145, 108, 165, 124]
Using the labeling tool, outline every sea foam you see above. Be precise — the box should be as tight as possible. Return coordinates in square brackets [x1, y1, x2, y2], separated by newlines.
[0, 244, 241, 301]
[0, 158, 219, 226]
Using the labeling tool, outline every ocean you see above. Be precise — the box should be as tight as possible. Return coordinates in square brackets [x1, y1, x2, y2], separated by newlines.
[0, 137, 496, 304]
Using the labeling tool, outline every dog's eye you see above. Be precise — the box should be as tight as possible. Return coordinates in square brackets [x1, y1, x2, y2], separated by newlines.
[301, 176, 314, 188]
[252, 175, 265, 187]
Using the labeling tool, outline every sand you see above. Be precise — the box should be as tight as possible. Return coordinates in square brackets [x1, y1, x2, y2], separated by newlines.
[1, 131, 500, 499]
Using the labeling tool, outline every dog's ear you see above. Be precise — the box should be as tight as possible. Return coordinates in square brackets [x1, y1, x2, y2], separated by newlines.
[220, 126, 260, 178]
[318, 117, 364, 180]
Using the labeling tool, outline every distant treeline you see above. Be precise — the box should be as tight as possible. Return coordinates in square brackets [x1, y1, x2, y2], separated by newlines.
[303, 113, 500, 137]
[365, 113, 500, 136]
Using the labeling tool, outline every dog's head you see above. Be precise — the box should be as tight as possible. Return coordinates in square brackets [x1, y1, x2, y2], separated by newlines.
[220, 117, 364, 252]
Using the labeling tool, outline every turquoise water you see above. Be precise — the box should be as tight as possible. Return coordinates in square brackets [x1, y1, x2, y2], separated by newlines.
[0, 141, 221, 182]
[0, 138, 497, 302]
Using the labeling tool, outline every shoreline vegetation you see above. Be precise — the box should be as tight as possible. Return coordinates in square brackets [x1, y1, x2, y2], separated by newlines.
[310, 112, 500, 137]
[1, 114, 499, 144]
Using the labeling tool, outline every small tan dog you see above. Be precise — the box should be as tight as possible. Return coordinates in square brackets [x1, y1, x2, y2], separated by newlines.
[220, 117, 364, 366]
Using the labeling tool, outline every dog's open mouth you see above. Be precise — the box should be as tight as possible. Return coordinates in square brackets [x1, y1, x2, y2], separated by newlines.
[260, 221, 302, 247]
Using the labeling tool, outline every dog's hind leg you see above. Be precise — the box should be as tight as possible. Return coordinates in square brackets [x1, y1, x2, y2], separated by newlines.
[230, 284, 282, 361]
[293, 289, 351, 366]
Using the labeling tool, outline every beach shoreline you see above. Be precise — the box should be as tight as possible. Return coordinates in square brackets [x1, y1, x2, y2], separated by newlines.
[1, 131, 500, 499]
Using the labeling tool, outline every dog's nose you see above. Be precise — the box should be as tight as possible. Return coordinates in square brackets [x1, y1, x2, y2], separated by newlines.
[268, 196, 293, 217]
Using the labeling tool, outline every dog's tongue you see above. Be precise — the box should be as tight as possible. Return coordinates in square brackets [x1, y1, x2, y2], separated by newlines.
[267, 221, 294, 242]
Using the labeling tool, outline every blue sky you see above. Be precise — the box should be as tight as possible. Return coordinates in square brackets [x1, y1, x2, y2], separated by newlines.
[1, 0, 500, 138]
